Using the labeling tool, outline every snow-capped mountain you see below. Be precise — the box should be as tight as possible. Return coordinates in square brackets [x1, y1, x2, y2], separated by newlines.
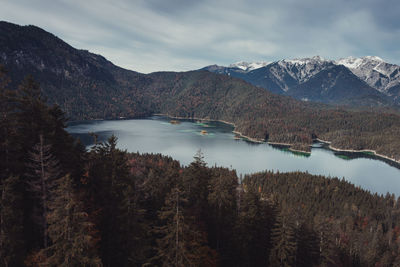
[270, 56, 333, 89]
[228, 61, 270, 72]
[203, 56, 398, 107]
[227, 56, 333, 86]
[335, 56, 400, 94]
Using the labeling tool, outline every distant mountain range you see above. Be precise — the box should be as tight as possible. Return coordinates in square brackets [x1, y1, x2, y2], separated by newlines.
[203, 56, 400, 106]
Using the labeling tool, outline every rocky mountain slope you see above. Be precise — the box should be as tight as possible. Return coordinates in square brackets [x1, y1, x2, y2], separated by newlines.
[288, 64, 383, 104]
[336, 56, 400, 93]
[204, 56, 399, 107]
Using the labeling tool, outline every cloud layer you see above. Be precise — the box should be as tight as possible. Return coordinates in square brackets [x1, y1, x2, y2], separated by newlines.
[1, 0, 399, 73]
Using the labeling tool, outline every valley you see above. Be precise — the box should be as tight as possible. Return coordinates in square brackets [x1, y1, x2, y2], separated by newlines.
[1, 19, 400, 267]
[1, 21, 400, 163]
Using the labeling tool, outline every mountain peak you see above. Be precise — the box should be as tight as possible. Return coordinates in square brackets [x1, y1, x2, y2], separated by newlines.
[228, 61, 270, 71]
[205, 55, 400, 97]
[335, 56, 400, 93]
[281, 55, 330, 65]
[335, 56, 385, 69]
[363, 55, 384, 62]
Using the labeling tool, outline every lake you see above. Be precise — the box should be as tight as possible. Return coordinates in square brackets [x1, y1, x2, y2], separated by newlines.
[67, 116, 400, 197]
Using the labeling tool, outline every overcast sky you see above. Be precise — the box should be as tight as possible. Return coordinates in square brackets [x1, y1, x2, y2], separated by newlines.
[1, 0, 399, 73]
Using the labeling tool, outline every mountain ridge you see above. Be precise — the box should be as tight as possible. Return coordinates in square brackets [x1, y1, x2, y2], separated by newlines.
[203, 56, 400, 107]
[336, 56, 400, 94]
[1, 21, 400, 162]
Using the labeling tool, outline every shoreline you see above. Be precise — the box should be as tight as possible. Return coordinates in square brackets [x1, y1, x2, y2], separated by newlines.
[108, 114, 400, 165]
[232, 131, 264, 144]
[315, 138, 400, 165]
[288, 148, 311, 155]
[155, 113, 316, 154]
[154, 113, 266, 144]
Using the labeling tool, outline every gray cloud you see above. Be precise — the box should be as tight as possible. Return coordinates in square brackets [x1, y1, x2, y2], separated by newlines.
[0, 0, 399, 73]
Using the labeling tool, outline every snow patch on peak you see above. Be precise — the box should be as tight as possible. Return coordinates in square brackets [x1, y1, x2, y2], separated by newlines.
[335, 56, 400, 93]
[336, 56, 385, 69]
[229, 61, 270, 71]
[271, 56, 334, 86]
[283, 55, 329, 65]
[336, 57, 364, 69]
[364, 56, 384, 62]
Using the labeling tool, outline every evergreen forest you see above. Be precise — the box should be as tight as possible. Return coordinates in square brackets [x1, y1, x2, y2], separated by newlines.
[1, 66, 400, 266]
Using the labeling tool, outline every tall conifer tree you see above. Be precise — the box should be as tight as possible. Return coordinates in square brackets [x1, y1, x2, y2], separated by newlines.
[154, 187, 216, 266]
[26, 135, 61, 248]
[44, 174, 101, 266]
[269, 213, 297, 267]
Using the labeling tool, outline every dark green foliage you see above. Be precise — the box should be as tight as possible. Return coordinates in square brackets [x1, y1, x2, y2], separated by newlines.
[0, 72, 99, 265]
[116, 175, 148, 266]
[0, 175, 25, 267]
[1, 68, 399, 266]
[244, 171, 400, 266]
[86, 135, 135, 266]
[269, 214, 297, 267]
[152, 187, 217, 267]
[26, 135, 61, 248]
[207, 167, 238, 265]
[235, 186, 274, 266]
[44, 174, 101, 266]
[294, 224, 320, 267]
[0, 65, 16, 181]
[182, 151, 211, 220]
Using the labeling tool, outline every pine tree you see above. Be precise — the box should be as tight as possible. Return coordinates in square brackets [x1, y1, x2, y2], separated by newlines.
[235, 187, 274, 266]
[117, 180, 148, 266]
[26, 134, 61, 248]
[207, 168, 237, 264]
[269, 213, 297, 267]
[44, 174, 101, 266]
[0, 175, 25, 267]
[153, 187, 216, 267]
[182, 150, 210, 220]
[15, 75, 48, 144]
[295, 224, 320, 267]
[86, 135, 136, 266]
[315, 216, 337, 266]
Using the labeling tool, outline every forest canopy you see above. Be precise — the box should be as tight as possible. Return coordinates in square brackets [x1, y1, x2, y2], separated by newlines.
[1, 69, 400, 266]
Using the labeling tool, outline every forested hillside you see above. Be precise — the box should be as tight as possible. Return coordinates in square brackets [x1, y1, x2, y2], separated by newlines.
[0, 21, 147, 119]
[1, 70, 400, 266]
[1, 21, 400, 162]
[131, 71, 400, 161]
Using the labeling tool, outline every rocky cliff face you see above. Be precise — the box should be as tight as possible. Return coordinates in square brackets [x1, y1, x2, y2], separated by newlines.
[204, 56, 399, 107]
[336, 56, 400, 95]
